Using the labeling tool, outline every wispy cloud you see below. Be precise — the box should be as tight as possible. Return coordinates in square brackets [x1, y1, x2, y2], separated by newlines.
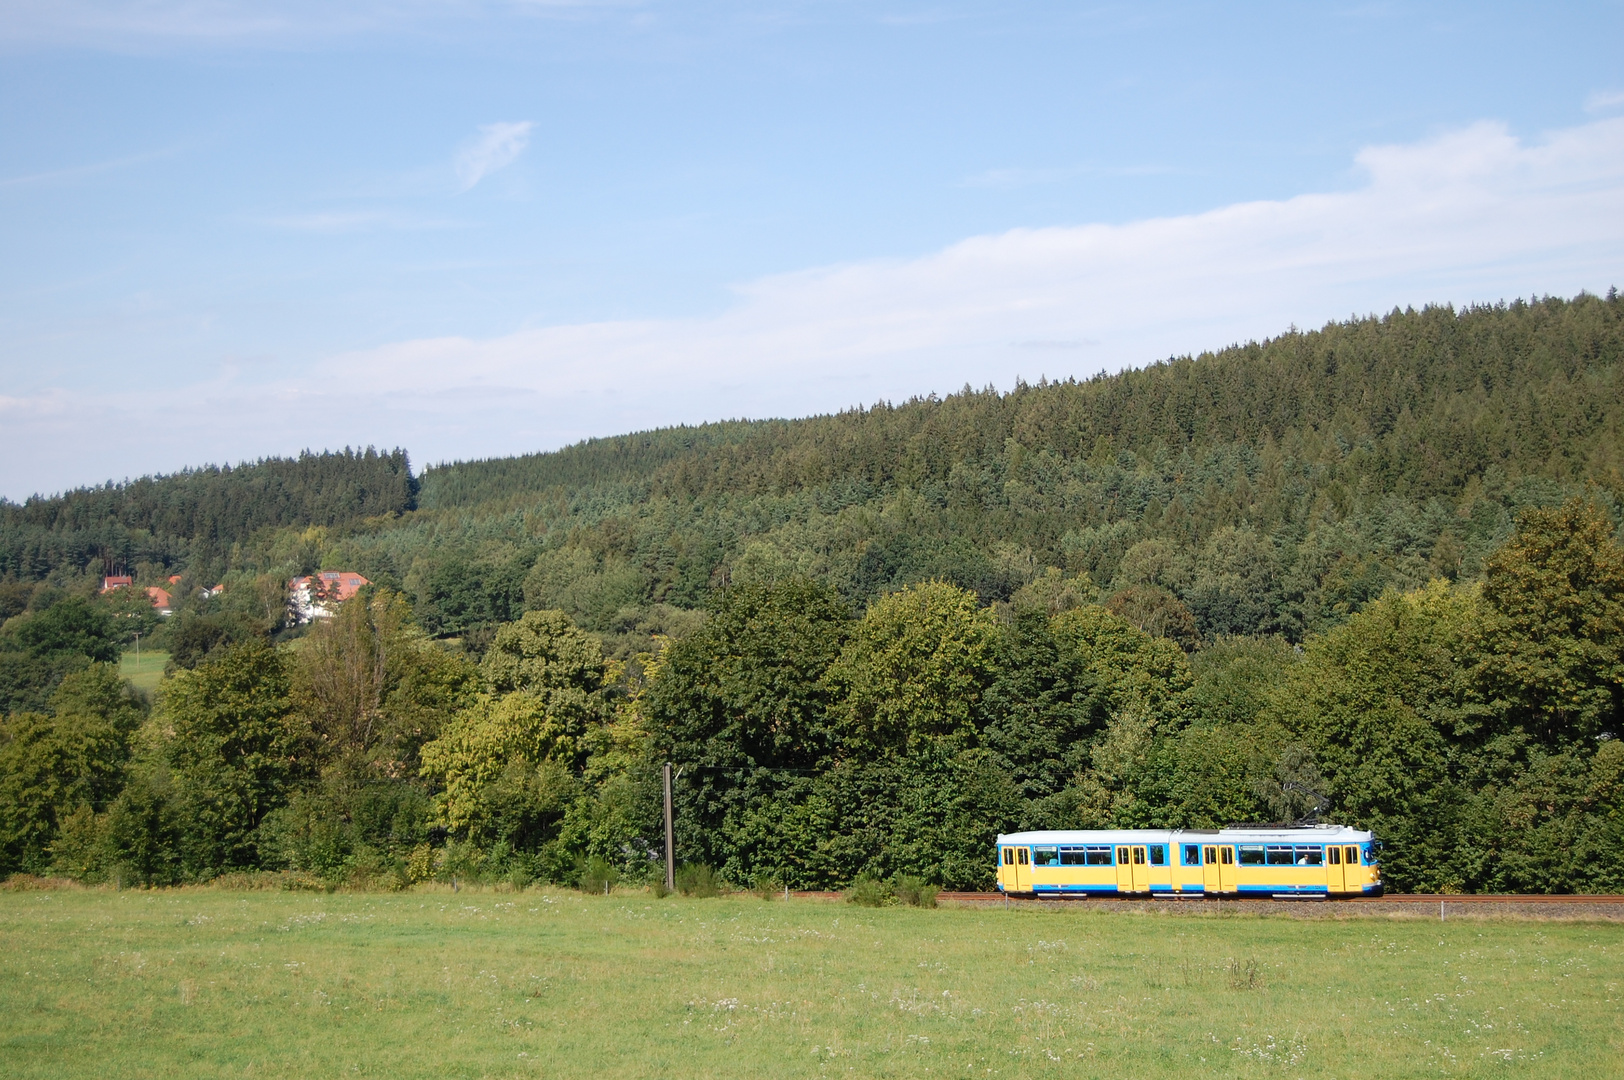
[4, 117, 1623, 498]
[1013, 339, 1097, 350]
[962, 163, 1178, 188]
[875, 9, 972, 28]
[0, 389, 72, 417]
[0, 146, 179, 188]
[1586, 89, 1624, 114]
[0, 2, 625, 49]
[0, 1, 364, 46]
[454, 121, 533, 192]
[254, 209, 466, 232]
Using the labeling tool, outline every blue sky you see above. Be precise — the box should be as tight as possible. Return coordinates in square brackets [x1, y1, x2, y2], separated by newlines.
[2, 2, 1622, 499]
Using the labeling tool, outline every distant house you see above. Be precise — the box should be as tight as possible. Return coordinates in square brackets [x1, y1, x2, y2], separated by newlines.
[288, 571, 370, 623]
[102, 575, 172, 614]
[153, 572, 224, 601]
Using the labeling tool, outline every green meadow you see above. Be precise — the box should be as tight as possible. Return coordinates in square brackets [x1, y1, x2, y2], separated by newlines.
[3, 889, 1621, 1079]
[116, 649, 168, 695]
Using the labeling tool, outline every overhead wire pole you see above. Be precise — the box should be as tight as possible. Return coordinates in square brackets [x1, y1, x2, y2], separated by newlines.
[664, 762, 675, 893]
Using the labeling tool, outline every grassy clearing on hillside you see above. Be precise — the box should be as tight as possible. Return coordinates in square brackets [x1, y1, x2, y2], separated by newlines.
[1, 889, 1619, 1079]
[117, 649, 168, 694]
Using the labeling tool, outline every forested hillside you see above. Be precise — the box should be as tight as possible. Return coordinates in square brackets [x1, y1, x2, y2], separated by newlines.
[373, 292, 1624, 648]
[2, 293, 1621, 895]
[6, 296, 1621, 649]
[0, 448, 415, 584]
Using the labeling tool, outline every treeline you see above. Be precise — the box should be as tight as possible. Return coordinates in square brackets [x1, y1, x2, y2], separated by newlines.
[0, 448, 415, 584]
[0, 497, 1620, 893]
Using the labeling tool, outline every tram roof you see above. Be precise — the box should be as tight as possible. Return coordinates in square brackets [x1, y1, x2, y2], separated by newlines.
[996, 825, 1374, 845]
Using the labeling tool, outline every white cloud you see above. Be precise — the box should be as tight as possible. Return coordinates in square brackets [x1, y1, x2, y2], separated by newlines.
[453, 121, 533, 191]
[322, 117, 1624, 416]
[3, 116, 1623, 497]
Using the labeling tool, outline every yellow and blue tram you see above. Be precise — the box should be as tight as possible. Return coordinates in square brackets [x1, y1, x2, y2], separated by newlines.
[995, 826, 1383, 898]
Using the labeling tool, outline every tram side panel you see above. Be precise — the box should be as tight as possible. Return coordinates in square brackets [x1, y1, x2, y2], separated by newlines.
[996, 837, 1382, 898]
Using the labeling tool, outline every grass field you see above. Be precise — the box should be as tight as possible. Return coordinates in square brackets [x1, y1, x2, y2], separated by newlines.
[1, 888, 1619, 1079]
[117, 649, 169, 694]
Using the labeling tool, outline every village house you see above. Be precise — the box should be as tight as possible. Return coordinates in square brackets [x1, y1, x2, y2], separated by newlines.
[174, 574, 226, 599]
[101, 575, 173, 615]
[288, 571, 370, 623]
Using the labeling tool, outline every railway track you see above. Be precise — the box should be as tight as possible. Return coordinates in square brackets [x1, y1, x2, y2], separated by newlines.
[788, 891, 1624, 909]
[932, 892, 1624, 904]
[921, 892, 1624, 917]
[1356, 893, 1624, 904]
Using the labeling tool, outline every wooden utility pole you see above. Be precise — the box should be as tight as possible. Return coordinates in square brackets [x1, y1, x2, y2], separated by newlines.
[663, 762, 675, 892]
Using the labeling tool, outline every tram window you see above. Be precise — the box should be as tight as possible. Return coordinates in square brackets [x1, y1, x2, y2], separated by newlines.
[1328, 847, 1341, 865]
[1220, 847, 1234, 865]
[1238, 845, 1265, 866]
[1265, 845, 1295, 866]
[1060, 847, 1087, 865]
[1183, 844, 1202, 866]
[1132, 847, 1146, 865]
[1117, 846, 1129, 864]
[1149, 845, 1166, 866]
[1002, 848, 1014, 866]
[1346, 846, 1359, 864]
[1296, 846, 1323, 866]
[1085, 846, 1113, 865]
[1032, 846, 1059, 866]
[1016, 848, 1029, 865]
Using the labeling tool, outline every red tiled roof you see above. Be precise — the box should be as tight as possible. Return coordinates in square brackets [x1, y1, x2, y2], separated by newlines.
[289, 572, 371, 603]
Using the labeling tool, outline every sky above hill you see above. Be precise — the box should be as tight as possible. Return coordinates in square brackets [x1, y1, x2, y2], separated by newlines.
[2, 1, 1622, 500]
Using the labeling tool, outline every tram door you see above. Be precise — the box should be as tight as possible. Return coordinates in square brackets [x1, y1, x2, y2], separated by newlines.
[1115, 846, 1147, 893]
[1326, 845, 1346, 894]
[1217, 846, 1236, 893]
[1202, 846, 1221, 893]
[1011, 846, 1030, 893]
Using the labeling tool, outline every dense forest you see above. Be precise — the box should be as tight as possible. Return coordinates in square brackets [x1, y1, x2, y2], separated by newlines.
[1, 292, 1621, 894]
[0, 447, 415, 584]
